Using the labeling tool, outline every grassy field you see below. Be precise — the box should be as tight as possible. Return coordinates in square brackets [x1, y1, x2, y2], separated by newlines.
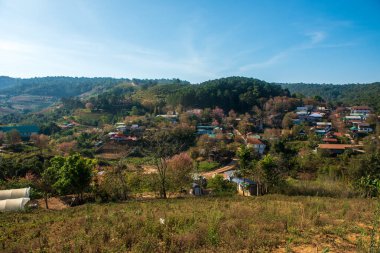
[1, 195, 379, 252]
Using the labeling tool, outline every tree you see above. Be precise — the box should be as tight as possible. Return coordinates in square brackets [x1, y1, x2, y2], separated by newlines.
[57, 141, 77, 154]
[282, 112, 296, 129]
[113, 160, 129, 200]
[167, 152, 193, 192]
[131, 106, 139, 116]
[6, 129, 21, 146]
[256, 154, 280, 193]
[39, 162, 60, 209]
[207, 174, 236, 194]
[0, 131, 4, 145]
[236, 145, 253, 196]
[349, 152, 380, 197]
[145, 126, 195, 198]
[85, 102, 94, 111]
[30, 134, 49, 153]
[45, 153, 96, 201]
[40, 122, 61, 135]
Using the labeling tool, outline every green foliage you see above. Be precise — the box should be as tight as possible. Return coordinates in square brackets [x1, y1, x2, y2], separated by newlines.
[0, 77, 124, 97]
[44, 153, 96, 198]
[282, 82, 380, 113]
[207, 175, 236, 194]
[255, 154, 283, 193]
[349, 152, 380, 197]
[198, 161, 220, 172]
[167, 77, 289, 112]
[0, 154, 45, 179]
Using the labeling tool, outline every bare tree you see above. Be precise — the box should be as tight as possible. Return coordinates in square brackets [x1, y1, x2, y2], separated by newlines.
[113, 160, 129, 200]
[145, 125, 195, 198]
[6, 129, 21, 146]
[30, 134, 49, 153]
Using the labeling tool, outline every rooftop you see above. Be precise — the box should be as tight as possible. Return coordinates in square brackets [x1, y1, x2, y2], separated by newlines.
[318, 144, 354, 150]
[247, 138, 263, 145]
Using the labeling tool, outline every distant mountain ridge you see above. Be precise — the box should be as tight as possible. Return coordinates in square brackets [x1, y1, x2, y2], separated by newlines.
[1, 76, 379, 112]
[280, 82, 380, 112]
[0, 76, 189, 98]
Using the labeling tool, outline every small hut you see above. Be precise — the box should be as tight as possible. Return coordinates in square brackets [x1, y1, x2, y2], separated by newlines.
[231, 178, 260, 196]
[190, 183, 203, 196]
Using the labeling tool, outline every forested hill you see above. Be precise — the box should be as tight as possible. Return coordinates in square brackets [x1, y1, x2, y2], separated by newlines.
[0, 76, 189, 97]
[280, 82, 380, 112]
[1, 75, 379, 112]
[166, 77, 289, 112]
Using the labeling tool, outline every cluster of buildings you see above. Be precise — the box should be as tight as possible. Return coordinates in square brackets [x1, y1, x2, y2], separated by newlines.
[344, 106, 373, 134]
[107, 122, 143, 143]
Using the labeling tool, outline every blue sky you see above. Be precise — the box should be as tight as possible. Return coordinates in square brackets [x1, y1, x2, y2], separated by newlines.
[0, 0, 379, 83]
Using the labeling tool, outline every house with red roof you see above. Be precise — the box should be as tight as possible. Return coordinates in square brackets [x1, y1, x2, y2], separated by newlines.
[247, 138, 266, 155]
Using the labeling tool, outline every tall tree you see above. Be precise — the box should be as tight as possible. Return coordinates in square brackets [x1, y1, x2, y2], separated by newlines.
[236, 145, 253, 196]
[145, 125, 195, 198]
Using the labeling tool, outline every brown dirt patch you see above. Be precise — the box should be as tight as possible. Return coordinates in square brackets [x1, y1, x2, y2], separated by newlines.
[37, 197, 68, 210]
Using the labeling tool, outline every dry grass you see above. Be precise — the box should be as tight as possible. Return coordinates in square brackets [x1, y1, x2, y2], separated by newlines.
[0, 195, 379, 252]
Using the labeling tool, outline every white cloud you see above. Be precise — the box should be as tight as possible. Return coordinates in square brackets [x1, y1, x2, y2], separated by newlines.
[307, 31, 326, 44]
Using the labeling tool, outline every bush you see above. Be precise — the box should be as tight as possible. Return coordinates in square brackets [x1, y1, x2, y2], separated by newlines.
[280, 178, 358, 198]
[207, 175, 236, 195]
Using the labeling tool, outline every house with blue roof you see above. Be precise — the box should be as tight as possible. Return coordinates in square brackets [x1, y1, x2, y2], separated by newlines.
[230, 177, 260, 196]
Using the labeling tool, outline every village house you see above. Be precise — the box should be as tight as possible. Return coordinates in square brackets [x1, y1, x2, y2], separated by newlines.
[230, 178, 260, 196]
[307, 112, 324, 122]
[322, 138, 338, 144]
[247, 137, 266, 155]
[350, 106, 372, 115]
[344, 115, 364, 126]
[351, 123, 373, 134]
[115, 122, 127, 132]
[317, 144, 362, 155]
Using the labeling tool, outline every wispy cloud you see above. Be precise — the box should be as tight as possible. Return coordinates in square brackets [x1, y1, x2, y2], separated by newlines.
[239, 51, 289, 71]
[238, 29, 349, 73]
[307, 31, 326, 44]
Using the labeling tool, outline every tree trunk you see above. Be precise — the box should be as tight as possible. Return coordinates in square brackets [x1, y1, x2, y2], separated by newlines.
[157, 158, 167, 199]
[44, 194, 49, 209]
[256, 183, 259, 196]
[119, 175, 128, 200]
[242, 178, 246, 196]
[162, 186, 167, 199]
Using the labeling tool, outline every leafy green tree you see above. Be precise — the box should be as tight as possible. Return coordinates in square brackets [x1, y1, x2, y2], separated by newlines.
[45, 153, 96, 201]
[349, 152, 380, 197]
[39, 162, 60, 209]
[131, 106, 139, 116]
[207, 174, 236, 194]
[236, 145, 253, 196]
[256, 154, 280, 193]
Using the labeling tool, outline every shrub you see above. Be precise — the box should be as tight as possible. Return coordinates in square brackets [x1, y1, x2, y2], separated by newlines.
[207, 175, 236, 195]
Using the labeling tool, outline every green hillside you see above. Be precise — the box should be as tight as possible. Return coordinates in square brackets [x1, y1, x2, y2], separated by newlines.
[281, 82, 380, 112]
